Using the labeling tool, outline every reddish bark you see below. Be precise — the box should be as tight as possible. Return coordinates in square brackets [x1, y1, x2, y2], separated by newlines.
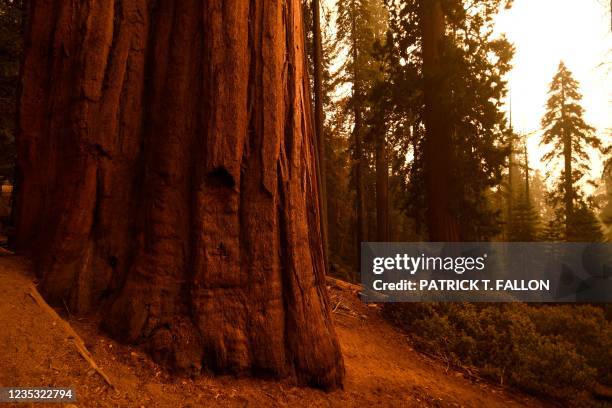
[420, 0, 459, 242]
[15, 0, 344, 389]
[312, 0, 329, 269]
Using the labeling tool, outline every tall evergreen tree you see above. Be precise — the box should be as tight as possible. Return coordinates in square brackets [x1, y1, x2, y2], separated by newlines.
[540, 61, 602, 241]
[539, 219, 564, 242]
[381, 0, 513, 241]
[502, 124, 521, 239]
[600, 157, 612, 241]
[508, 141, 540, 241]
[302, 0, 330, 268]
[568, 200, 604, 242]
[508, 191, 539, 241]
[316, 4, 357, 272]
[419, 0, 459, 241]
[336, 0, 388, 253]
[530, 170, 557, 224]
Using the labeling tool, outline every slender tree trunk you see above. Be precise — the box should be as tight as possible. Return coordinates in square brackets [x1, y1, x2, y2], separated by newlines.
[506, 134, 515, 238]
[15, 0, 343, 389]
[312, 0, 329, 269]
[563, 137, 573, 240]
[562, 83, 573, 240]
[563, 137, 574, 240]
[354, 109, 367, 246]
[523, 142, 530, 199]
[419, 0, 459, 241]
[350, 10, 367, 257]
[375, 130, 389, 242]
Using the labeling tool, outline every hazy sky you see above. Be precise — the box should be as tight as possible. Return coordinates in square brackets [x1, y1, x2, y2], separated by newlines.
[494, 0, 611, 182]
[322, 0, 611, 185]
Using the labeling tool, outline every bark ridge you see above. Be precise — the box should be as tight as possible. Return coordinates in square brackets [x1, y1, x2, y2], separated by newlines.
[15, 0, 344, 389]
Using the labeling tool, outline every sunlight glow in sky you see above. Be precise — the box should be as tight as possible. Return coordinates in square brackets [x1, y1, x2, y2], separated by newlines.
[322, 0, 611, 187]
[494, 0, 612, 183]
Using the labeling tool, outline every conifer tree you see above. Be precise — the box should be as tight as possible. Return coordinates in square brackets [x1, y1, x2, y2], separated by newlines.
[567, 200, 604, 242]
[530, 171, 550, 220]
[502, 126, 521, 239]
[539, 219, 564, 242]
[540, 61, 601, 240]
[382, 0, 513, 241]
[600, 157, 612, 241]
[508, 192, 540, 241]
[318, 5, 357, 271]
[312, 0, 329, 265]
[336, 0, 388, 254]
[303, 0, 330, 268]
[508, 142, 540, 241]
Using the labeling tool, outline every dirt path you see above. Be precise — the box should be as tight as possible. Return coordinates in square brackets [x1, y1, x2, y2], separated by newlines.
[0, 256, 546, 407]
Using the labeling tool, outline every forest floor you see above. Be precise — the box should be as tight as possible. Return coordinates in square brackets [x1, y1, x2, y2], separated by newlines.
[0, 255, 548, 408]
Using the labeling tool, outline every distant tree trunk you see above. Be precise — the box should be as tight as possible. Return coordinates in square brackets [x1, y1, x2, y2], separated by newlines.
[354, 110, 367, 246]
[351, 11, 368, 256]
[523, 142, 530, 199]
[506, 134, 515, 238]
[419, 0, 459, 241]
[312, 0, 329, 268]
[375, 130, 389, 242]
[14, 0, 343, 389]
[561, 83, 573, 240]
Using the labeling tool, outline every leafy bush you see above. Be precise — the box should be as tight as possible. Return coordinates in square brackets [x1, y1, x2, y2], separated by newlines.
[383, 302, 611, 405]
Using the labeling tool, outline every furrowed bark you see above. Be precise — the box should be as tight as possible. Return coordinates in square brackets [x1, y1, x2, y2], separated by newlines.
[312, 0, 329, 270]
[15, 0, 344, 389]
[420, 0, 460, 242]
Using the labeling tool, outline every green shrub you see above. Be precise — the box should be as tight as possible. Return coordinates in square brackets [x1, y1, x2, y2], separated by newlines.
[383, 302, 611, 405]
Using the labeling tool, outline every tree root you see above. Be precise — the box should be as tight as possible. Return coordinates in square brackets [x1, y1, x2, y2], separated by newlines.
[27, 286, 115, 390]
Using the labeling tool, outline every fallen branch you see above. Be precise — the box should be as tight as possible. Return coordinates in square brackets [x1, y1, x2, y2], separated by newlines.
[27, 286, 115, 390]
[332, 310, 359, 319]
[325, 276, 362, 292]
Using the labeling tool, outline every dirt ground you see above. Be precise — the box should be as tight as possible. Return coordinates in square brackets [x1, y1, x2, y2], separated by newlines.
[0, 255, 547, 407]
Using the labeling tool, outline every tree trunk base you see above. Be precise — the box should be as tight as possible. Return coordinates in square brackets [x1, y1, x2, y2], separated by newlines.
[15, 0, 344, 390]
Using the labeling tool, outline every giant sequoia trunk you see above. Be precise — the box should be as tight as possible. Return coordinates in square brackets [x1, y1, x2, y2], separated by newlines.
[419, 0, 459, 242]
[14, 0, 344, 389]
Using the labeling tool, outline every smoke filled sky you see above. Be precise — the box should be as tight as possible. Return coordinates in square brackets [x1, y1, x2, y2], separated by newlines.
[494, 0, 611, 182]
[322, 0, 611, 185]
